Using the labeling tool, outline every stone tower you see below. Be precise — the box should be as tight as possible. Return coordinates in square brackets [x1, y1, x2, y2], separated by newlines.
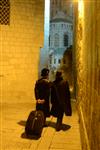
[50, 0, 73, 19]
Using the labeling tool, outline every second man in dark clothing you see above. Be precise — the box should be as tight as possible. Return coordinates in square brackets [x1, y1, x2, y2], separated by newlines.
[50, 71, 72, 131]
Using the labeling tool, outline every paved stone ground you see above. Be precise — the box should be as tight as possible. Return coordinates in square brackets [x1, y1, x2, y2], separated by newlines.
[0, 101, 82, 150]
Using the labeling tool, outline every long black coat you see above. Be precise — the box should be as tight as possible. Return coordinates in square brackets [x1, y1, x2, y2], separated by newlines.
[34, 78, 50, 117]
[50, 78, 72, 117]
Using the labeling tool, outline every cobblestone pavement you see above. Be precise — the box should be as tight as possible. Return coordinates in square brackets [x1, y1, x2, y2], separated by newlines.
[0, 101, 82, 150]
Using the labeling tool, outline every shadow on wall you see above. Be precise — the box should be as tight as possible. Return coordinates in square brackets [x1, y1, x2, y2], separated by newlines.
[60, 46, 75, 98]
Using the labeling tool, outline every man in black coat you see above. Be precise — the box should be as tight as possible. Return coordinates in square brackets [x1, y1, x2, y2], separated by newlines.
[50, 71, 72, 131]
[34, 68, 50, 127]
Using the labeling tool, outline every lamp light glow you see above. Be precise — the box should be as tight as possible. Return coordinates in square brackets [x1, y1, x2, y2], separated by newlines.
[78, 0, 84, 18]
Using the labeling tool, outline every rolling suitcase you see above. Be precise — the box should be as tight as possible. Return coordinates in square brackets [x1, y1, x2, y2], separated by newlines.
[25, 110, 44, 138]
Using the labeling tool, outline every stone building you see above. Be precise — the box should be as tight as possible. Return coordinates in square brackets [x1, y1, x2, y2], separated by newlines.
[50, 0, 73, 19]
[39, 0, 73, 78]
[49, 10, 73, 80]
[48, 0, 73, 80]
[73, 1, 100, 150]
[0, 0, 45, 103]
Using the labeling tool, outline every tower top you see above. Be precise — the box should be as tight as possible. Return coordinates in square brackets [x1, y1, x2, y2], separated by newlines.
[50, 11, 72, 23]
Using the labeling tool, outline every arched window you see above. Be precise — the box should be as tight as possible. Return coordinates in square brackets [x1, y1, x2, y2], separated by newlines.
[49, 55, 52, 64]
[54, 58, 56, 64]
[49, 35, 50, 46]
[58, 59, 61, 64]
[64, 34, 68, 46]
[54, 33, 59, 47]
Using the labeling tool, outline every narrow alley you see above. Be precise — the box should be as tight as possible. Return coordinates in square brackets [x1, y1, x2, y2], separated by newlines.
[0, 0, 99, 150]
[1, 101, 81, 150]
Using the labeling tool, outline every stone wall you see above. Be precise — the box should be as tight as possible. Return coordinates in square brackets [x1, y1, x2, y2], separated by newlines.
[74, 0, 100, 150]
[0, 0, 44, 103]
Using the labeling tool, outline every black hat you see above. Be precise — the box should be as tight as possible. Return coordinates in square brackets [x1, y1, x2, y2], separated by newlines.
[56, 71, 62, 78]
[41, 68, 49, 77]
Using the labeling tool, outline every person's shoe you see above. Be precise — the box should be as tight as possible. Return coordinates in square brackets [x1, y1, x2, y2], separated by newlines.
[56, 123, 62, 131]
[56, 127, 61, 131]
